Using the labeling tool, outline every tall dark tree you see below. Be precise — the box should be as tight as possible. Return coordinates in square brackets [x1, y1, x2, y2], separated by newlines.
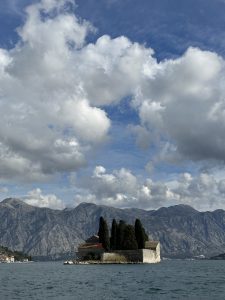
[135, 219, 146, 249]
[98, 216, 104, 243]
[98, 216, 110, 251]
[144, 229, 149, 242]
[110, 219, 117, 250]
[122, 225, 138, 250]
[116, 220, 126, 250]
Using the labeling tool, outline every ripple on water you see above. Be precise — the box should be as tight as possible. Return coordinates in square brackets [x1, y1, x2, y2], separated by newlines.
[1, 261, 225, 299]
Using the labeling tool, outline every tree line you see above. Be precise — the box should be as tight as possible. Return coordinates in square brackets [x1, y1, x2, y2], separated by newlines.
[98, 217, 149, 251]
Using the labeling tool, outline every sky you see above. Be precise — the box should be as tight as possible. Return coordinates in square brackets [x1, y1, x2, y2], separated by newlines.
[1, 0, 225, 210]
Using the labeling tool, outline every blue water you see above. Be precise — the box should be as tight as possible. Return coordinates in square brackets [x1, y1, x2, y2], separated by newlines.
[0, 260, 225, 299]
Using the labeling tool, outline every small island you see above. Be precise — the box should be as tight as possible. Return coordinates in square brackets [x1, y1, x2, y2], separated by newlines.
[68, 217, 160, 264]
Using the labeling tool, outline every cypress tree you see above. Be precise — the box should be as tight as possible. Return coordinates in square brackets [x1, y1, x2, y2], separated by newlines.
[135, 219, 146, 249]
[98, 216, 104, 243]
[144, 228, 149, 242]
[110, 219, 117, 250]
[116, 220, 126, 250]
[98, 216, 110, 251]
[122, 225, 138, 250]
[103, 219, 110, 251]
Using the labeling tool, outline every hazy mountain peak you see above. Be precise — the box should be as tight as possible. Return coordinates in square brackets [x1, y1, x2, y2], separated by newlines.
[153, 204, 199, 217]
[1, 198, 30, 209]
[75, 202, 97, 209]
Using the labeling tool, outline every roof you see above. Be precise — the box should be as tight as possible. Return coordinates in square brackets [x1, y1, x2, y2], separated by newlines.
[78, 243, 103, 250]
[145, 241, 159, 250]
[85, 235, 99, 244]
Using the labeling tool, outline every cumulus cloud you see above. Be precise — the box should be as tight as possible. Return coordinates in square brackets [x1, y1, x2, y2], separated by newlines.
[0, 0, 157, 182]
[73, 166, 225, 211]
[74, 165, 177, 209]
[132, 47, 225, 165]
[169, 172, 225, 211]
[0, 0, 112, 181]
[23, 188, 65, 209]
[1, 0, 225, 190]
[77, 35, 155, 106]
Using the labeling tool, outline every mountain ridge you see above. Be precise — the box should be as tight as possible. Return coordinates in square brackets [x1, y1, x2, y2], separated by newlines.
[0, 198, 224, 260]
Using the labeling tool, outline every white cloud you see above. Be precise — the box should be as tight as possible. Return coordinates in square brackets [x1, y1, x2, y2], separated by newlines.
[23, 188, 65, 209]
[0, 0, 158, 182]
[74, 166, 174, 209]
[73, 166, 225, 211]
[0, 0, 111, 181]
[132, 47, 225, 165]
[76, 35, 156, 106]
[1, 0, 225, 193]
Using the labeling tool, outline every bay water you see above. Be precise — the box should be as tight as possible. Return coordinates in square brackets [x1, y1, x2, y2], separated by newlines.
[0, 260, 225, 299]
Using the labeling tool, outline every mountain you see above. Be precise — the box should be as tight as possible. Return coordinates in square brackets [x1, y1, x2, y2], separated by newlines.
[1, 198, 225, 259]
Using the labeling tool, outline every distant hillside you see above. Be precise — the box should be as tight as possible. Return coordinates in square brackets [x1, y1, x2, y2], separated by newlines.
[1, 198, 225, 259]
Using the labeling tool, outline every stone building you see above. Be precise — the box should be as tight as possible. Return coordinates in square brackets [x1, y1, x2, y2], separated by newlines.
[102, 241, 160, 263]
[77, 236, 160, 263]
[77, 235, 104, 260]
[142, 241, 161, 263]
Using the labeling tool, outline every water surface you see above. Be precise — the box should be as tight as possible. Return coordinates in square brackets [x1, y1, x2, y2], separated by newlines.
[0, 260, 224, 299]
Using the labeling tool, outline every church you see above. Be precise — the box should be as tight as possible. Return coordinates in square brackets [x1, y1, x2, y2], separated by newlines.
[77, 235, 160, 263]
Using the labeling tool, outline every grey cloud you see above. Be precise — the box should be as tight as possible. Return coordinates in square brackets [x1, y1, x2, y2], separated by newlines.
[74, 166, 175, 209]
[23, 188, 65, 209]
[73, 166, 225, 211]
[132, 48, 225, 165]
[1, 0, 225, 185]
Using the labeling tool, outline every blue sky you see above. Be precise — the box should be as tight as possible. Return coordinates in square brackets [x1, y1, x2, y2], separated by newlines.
[2, 0, 225, 57]
[75, 0, 225, 58]
[1, 0, 225, 210]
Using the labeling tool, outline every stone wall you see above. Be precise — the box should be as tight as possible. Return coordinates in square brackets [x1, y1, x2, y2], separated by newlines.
[142, 248, 160, 263]
[102, 250, 143, 262]
[102, 248, 160, 263]
[101, 252, 127, 263]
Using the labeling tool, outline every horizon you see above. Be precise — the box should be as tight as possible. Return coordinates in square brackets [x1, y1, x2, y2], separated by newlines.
[0, 197, 219, 213]
[1, 0, 225, 211]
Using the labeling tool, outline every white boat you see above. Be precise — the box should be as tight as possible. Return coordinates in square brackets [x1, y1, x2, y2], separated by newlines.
[63, 260, 74, 265]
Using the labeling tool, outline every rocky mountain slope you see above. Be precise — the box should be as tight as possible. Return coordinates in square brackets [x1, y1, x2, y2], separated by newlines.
[1, 198, 225, 259]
